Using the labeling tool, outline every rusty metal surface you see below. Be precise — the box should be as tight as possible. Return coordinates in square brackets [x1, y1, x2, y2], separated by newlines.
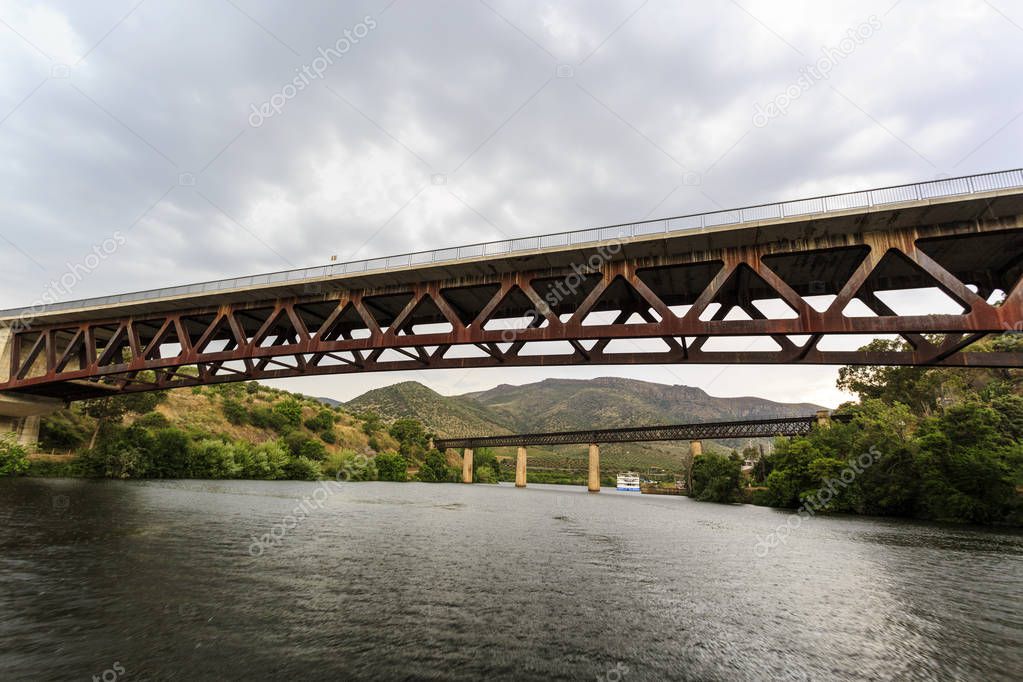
[2, 215, 1021, 402]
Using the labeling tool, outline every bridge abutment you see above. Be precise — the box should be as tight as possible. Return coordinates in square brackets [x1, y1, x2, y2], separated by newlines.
[515, 446, 527, 488]
[0, 393, 63, 451]
[0, 325, 11, 384]
[461, 448, 473, 483]
[588, 443, 600, 492]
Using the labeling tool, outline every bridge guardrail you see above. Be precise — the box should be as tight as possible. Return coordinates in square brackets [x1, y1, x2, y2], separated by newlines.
[2, 168, 1021, 319]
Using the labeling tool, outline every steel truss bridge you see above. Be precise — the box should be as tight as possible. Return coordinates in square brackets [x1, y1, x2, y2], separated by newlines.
[2, 169, 1022, 403]
[434, 414, 852, 450]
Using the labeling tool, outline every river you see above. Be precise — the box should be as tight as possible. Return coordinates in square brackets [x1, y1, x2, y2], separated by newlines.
[0, 478, 1020, 681]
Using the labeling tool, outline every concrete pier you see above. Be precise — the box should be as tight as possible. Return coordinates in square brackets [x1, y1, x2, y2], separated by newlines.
[461, 447, 474, 483]
[689, 440, 703, 457]
[0, 393, 64, 451]
[588, 443, 600, 492]
[816, 409, 832, 428]
[515, 446, 527, 488]
[0, 326, 11, 384]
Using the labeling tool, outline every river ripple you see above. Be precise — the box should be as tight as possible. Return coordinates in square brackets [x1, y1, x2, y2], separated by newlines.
[1, 478, 1021, 681]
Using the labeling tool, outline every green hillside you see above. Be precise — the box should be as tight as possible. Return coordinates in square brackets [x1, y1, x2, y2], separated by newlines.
[346, 376, 824, 437]
[343, 376, 826, 474]
[345, 381, 511, 437]
[464, 377, 824, 432]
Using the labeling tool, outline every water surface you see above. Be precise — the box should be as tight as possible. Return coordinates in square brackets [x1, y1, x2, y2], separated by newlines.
[1, 478, 1020, 680]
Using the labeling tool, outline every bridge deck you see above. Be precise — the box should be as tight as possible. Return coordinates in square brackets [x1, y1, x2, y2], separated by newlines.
[434, 414, 852, 450]
[3, 169, 1022, 326]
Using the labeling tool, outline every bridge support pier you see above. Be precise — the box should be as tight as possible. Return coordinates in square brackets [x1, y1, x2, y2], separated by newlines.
[689, 440, 703, 457]
[515, 446, 527, 488]
[588, 443, 600, 492]
[0, 393, 63, 451]
[816, 409, 832, 428]
[461, 448, 473, 483]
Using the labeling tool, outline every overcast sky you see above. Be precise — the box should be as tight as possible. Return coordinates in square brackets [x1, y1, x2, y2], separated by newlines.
[1, 0, 1021, 407]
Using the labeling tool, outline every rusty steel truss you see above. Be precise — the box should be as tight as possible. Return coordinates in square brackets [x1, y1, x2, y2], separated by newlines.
[434, 414, 854, 450]
[2, 214, 1022, 402]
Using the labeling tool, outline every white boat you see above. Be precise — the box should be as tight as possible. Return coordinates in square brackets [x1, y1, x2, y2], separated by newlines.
[616, 473, 641, 491]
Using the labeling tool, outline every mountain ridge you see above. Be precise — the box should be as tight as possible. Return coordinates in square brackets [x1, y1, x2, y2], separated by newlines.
[346, 376, 826, 438]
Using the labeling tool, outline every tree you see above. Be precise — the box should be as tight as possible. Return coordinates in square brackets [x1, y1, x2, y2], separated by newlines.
[222, 399, 248, 425]
[914, 402, 1017, 524]
[0, 436, 29, 476]
[375, 452, 408, 481]
[284, 456, 321, 481]
[81, 391, 168, 449]
[388, 418, 431, 459]
[418, 449, 451, 482]
[190, 439, 241, 479]
[838, 339, 941, 413]
[304, 409, 335, 432]
[690, 454, 740, 503]
[284, 431, 326, 461]
[472, 447, 501, 482]
[360, 411, 382, 435]
[149, 427, 191, 478]
[272, 398, 303, 429]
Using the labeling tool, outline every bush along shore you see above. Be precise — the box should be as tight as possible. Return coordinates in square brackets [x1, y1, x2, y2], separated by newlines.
[689, 337, 1023, 526]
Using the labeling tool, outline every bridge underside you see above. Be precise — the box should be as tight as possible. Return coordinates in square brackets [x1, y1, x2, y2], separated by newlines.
[2, 212, 1022, 401]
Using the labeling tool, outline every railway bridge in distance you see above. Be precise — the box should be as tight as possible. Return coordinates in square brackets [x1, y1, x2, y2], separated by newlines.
[435, 412, 848, 490]
[2, 169, 1022, 445]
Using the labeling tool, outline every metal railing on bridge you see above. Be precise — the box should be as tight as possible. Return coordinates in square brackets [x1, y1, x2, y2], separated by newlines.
[2, 168, 1021, 320]
[434, 414, 853, 450]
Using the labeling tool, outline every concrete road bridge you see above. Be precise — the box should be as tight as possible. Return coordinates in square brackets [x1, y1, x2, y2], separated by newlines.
[437, 412, 848, 490]
[2, 169, 1022, 444]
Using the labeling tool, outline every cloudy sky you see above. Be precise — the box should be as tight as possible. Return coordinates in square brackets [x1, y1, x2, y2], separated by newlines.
[1, 0, 1021, 407]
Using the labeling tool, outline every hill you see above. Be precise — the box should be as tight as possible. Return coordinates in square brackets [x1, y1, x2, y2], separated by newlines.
[463, 377, 823, 433]
[345, 381, 511, 437]
[346, 377, 825, 437]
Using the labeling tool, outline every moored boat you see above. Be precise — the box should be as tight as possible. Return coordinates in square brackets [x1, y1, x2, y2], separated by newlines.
[616, 473, 641, 491]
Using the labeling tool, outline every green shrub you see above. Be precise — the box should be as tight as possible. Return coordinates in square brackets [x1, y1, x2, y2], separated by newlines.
[418, 450, 451, 482]
[190, 439, 241, 479]
[375, 452, 408, 481]
[134, 412, 170, 430]
[222, 399, 248, 425]
[0, 436, 30, 476]
[250, 406, 288, 432]
[319, 429, 337, 444]
[285, 456, 321, 481]
[304, 409, 335, 432]
[272, 399, 303, 429]
[234, 440, 290, 479]
[323, 450, 377, 481]
[25, 457, 78, 477]
[691, 454, 741, 503]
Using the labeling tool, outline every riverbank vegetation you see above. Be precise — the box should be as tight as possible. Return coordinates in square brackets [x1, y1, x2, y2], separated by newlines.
[14, 381, 464, 483]
[693, 336, 1023, 526]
